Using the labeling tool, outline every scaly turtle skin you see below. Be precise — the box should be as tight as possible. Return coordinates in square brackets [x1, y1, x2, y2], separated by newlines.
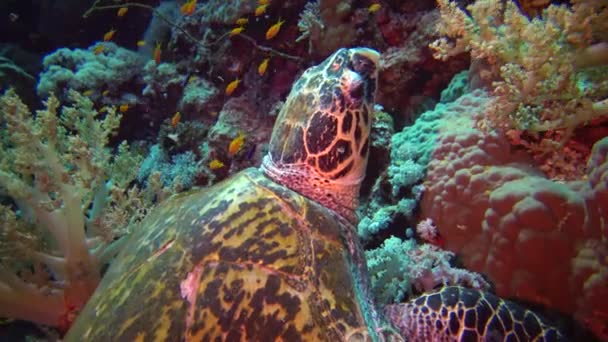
[65, 48, 393, 341]
[65, 48, 566, 341]
[385, 286, 568, 341]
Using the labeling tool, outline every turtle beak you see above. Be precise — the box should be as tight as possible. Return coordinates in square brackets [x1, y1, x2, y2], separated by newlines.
[353, 48, 380, 66]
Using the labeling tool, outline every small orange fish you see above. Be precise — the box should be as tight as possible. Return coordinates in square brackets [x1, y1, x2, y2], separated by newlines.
[258, 58, 270, 76]
[187, 75, 198, 84]
[209, 159, 225, 170]
[180, 0, 197, 16]
[255, 4, 269, 16]
[119, 104, 129, 112]
[225, 78, 241, 96]
[136, 40, 146, 47]
[93, 43, 105, 55]
[235, 18, 248, 26]
[103, 29, 116, 42]
[265, 18, 284, 40]
[258, 0, 270, 5]
[171, 111, 181, 127]
[228, 132, 245, 157]
[117, 7, 128, 17]
[368, 3, 381, 13]
[153, 42, 161, 64]
[229, 26, 245, 37]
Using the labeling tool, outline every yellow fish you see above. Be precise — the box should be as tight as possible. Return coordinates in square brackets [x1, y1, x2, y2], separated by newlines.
[209, 159, 225, 170]
[368, 3, 381, 13]
[228, 132, 245, 157]
[171, 111, 181, 127]
[255, 4, 269, 16]
[117, 7, 128, 17]
[225, 78, 241, 96]
[265, 18, 284, 40]
[103, 29, 116, 42]
[119, 104, 129, 113]
[102, 89, 110, 96]
[83, 89, 94, 97]
[180, 0, 197, 16]
[154, 42, 162, 64]
[93, 43, 105, 55]
[258, 58, 270, 76]
[187, 75, 199, 84]
[136, 40, 146, 47]
[258, 0, 270, 5]
[235, 18, 248, 26]
[229, 26, 245, 37]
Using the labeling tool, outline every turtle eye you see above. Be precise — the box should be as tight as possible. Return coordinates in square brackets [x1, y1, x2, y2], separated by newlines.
[351, 53, 375, 77]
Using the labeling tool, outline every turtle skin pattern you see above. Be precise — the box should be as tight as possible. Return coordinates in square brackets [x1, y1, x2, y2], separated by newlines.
[385, 286, 568, 341]
[262, 48, 378, 222]
[65, 169, 389, 341]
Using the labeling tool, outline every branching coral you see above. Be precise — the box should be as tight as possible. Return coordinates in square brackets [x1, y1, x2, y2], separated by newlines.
[430, 0, 608, 133]
[0, 89, 145, 328]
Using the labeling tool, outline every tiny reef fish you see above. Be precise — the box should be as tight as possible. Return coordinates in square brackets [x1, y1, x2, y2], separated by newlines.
[117, 7, 128, 17]
[136, 40, 146, 47]
[93, 43, 105, 55]
[83, 90, 94, 97]
[258, 58, 270, 76]
[102, 90, 110, 96]
[265, 18, 284, 40]
[235, 18, 248, 26]
[180, 0, 197, 16]
[258, 0, 270, 5]
[103, 29, 116, 42]
[225, 78, 241, 96]
[119, 104, 129, 112]
[368, 3, 381, 13]
[229, 26, 245, 37]
[171, 111, 181, 127]
[154, 42, 162, 64]
[209, 159, 225, 170]
[228, 132, 246, 157]
[255, 4, 269, 16]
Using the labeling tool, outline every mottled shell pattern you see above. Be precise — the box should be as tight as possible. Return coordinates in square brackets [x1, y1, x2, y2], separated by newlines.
[262, 48, 379, 223]
[64, 48, 394, 342]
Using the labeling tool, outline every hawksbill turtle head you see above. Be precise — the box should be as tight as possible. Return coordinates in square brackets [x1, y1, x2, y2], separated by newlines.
[262, 47, 380, 222]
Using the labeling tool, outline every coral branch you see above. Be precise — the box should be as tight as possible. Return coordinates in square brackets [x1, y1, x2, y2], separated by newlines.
[0, 89, 146, 327]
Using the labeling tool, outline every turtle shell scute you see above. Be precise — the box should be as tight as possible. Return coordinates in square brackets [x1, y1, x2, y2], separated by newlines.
[65, 168, 371, 341]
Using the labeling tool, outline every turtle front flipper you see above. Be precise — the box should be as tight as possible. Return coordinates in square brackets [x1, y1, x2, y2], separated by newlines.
[384, 286, 568, 341]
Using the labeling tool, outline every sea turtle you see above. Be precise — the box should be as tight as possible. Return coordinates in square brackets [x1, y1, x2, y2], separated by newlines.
[65, 48, 566, 341]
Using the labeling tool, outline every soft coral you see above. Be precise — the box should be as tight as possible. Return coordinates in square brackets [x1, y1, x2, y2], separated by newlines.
[0, 89, 143, 328]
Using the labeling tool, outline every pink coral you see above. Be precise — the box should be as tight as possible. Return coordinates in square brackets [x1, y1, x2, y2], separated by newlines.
[420, 90, 608, 337]
[415, 218, 439, 244]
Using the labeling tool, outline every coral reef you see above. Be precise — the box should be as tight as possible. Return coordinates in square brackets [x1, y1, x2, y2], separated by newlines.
[37, 43, 144, 100]
[366, 235, 489, 305]
[430, 0, 608, 179]
[420, 89, 608, 337]
[0, 90, 147, 328]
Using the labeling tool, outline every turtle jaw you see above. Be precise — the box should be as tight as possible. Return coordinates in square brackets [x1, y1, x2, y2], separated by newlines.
[262, 48, 380, 223]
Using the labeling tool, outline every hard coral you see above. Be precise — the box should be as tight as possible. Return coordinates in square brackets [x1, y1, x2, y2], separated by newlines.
[420, 89, 608, 337]
[0, 89, 144, 328]
[37, 42, 144, 100]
